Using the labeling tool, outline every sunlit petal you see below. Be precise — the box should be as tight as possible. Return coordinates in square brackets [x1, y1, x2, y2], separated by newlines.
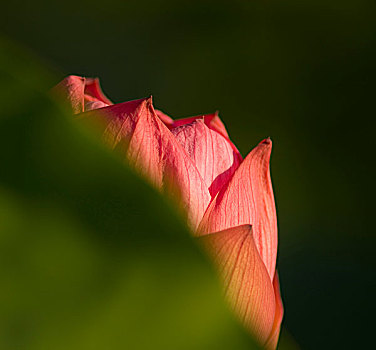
[199, 138, 277, 279]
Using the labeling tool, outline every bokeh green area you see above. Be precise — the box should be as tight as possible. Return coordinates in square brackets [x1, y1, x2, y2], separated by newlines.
[1, 0, 375, 349]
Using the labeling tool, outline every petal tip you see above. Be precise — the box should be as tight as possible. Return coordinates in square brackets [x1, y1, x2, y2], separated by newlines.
[66, 74, 85, 82]
[262, 137, 272, 145]
[145, 95, 154, 108]
[147, 96, 159, 114]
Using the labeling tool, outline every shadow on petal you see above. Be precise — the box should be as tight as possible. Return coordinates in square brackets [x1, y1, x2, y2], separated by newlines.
[199, 225, 275, 346]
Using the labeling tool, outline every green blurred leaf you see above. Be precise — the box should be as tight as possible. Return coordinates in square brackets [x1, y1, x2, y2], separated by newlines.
[0, 38, 260, 349]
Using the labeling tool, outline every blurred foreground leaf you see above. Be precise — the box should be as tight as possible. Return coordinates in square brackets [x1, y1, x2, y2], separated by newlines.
[0, 38, 261, 349]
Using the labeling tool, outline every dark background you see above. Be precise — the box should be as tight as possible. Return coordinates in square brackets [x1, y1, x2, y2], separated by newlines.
[1, 0, 375, 348]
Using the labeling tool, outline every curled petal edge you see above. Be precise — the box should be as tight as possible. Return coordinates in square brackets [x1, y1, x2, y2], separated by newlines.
[84, 77, 112, 105]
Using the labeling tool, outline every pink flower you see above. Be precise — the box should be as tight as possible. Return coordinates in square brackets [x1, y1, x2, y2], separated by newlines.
[54, 75, 284, 348]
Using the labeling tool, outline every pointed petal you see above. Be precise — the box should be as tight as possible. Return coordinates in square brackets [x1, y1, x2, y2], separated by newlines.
[209, 112, 230, 139]
[78, 98, 211, 230]
[84, 77, 112, 105]
[155, 109, 174, 127]
[173, 112, 228, 138]
[172, 120, 242, 198]
[198, 138, 278, 279]
[265, 272, 284, 349]
[172, 112, 241, 160]
[199, 225, 275, 345]
[52, 75, 85, 114]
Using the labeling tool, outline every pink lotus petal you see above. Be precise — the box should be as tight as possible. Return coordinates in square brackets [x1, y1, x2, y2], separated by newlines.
[155, 109, 174, 127]
[172, 119, 242, 198]
[52, 75, 112, 113]
[198, 138, 278, 279]
[84, 100, 110, 111]
[173, 112, 229, 138]
[199, 225, 275, 345]
[52, 75, 86, 113]
[155, 110, 230, 139]
[172, 112, 242, 160]
[209, 112, 230, 139]
[84, 77, 113, 105]
[265, 272, 284, 349]
[78, 97, 211, 230]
